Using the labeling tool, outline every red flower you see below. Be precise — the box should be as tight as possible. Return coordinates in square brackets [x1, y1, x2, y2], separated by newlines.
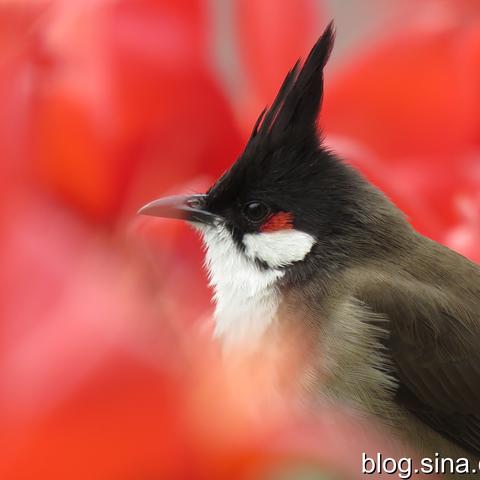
[234, 0, 322, 132]
[1, 1, 479, 479]
[2, 0, 242, 223]
[322, 15, 480, 259]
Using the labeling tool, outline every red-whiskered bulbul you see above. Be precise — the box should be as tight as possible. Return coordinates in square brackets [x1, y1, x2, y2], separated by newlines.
[139, 23, 480, 465]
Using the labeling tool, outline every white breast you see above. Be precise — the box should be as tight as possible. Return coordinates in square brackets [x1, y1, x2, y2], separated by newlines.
[199, 224, 285, 349]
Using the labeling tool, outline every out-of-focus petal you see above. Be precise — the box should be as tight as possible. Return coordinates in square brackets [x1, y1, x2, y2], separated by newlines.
[444, 191, 480, 262]
[4, 0, 243, 223]
[323, 18, 480, 256]
[234, 0, 323, 132]
[323, 24, 480, 160]
[329, 135, 480, 257]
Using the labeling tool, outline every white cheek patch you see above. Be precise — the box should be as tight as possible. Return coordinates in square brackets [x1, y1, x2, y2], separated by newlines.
[242, 229, 315, 268]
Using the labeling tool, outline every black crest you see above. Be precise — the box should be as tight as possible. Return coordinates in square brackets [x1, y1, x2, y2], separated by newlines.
[248, 22, 335, 148]
[207, 23, 337, 213]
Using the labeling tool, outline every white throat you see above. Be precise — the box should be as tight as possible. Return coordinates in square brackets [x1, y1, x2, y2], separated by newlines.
[195, 223, 315, 349]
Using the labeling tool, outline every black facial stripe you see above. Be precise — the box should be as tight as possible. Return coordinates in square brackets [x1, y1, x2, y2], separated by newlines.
[223, 221, 271, 271]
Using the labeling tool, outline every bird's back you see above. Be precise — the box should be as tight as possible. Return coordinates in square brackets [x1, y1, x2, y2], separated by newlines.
[285, 230, 480, 465]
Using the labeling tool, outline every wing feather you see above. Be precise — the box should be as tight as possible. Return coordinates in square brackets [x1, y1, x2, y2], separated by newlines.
[358, 277, 480, 455]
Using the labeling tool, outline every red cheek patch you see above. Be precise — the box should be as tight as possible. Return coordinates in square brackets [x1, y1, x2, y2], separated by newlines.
[260, 212, 294, 232]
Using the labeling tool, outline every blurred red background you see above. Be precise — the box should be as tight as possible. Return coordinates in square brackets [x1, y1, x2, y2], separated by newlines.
[0, 0, 479, 478]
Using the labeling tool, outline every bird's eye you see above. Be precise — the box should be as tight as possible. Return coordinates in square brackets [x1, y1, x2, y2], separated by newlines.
[242, 201, 270, 223]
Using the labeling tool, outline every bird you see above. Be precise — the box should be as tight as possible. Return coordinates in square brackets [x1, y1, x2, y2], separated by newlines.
[139, 23, 480, 466]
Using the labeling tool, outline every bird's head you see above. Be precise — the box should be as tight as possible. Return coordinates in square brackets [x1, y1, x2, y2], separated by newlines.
[140, 23, 407, 283]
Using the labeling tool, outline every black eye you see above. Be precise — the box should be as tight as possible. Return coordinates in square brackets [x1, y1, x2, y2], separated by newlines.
[242, 201, 270, 223]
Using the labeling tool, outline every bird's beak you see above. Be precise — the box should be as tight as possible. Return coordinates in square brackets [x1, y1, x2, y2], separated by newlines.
[137, 194, 219, 226]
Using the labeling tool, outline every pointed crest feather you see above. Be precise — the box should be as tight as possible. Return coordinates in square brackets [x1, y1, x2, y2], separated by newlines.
[248, 22, 335, 146]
